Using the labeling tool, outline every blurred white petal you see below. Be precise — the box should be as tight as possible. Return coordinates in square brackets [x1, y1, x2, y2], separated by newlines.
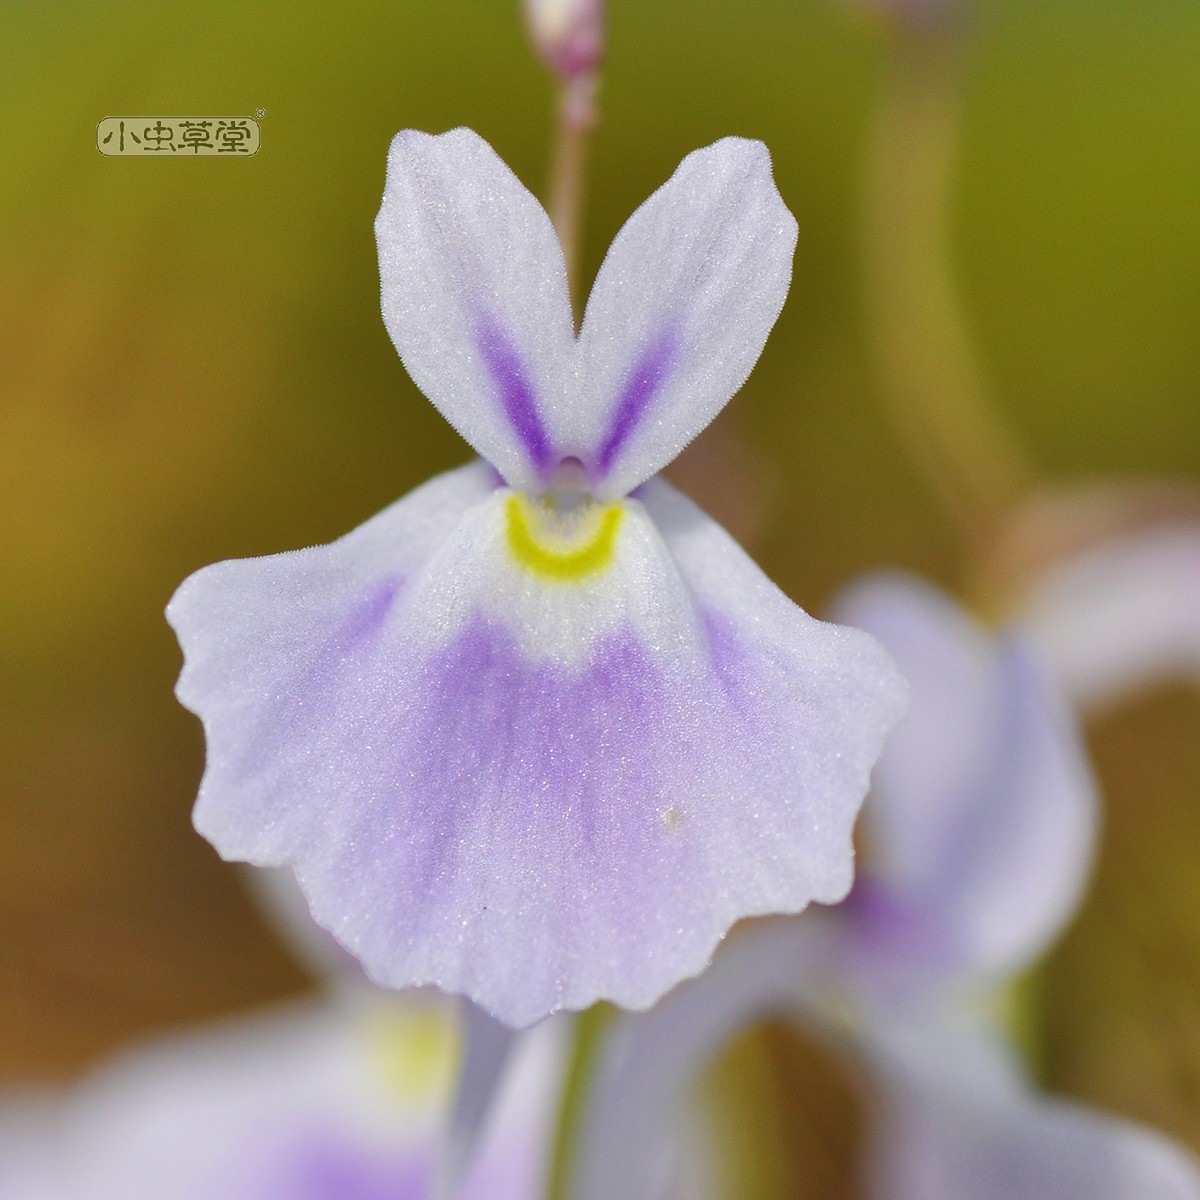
[431, 1003, 518, 1200]
[863, 1011, 1200, 1200]
[575, 919, 836, 1200]
[835, 573, 1098, 984]
[0, 999, 559, 1200]
[1019, 526, 1200, 712]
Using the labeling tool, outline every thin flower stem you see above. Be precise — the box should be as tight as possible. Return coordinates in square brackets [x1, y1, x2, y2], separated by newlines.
[546, 1003, 613, 1200]
[548, 72, 598, 325]
[541, 63, 606, 1200]
[862, 30, 1035, 549]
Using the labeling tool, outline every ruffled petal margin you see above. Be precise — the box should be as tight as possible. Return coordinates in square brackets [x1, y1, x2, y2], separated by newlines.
[169, 469, 905, 1027]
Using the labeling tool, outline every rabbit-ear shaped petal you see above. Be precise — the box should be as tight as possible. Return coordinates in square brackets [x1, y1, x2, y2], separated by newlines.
[376, 129, 575, 492]
[575, 138, 797, 498]
[376, 132, 797, 501]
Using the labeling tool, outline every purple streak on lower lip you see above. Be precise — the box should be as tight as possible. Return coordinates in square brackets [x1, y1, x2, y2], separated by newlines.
[341, 577, 403, 643]
[594, 329, 678, 478]
[397, 615, 669, 897]
[476, 315, 555, 476]
[366, 608, 751, 920]
[300, 610, 743, 1023]
[224, 576, 402, 780]
[701, 609, 746, 689]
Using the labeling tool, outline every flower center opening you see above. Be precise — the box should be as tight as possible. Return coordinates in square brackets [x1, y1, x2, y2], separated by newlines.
[505, 462, 623, 583]
[544, 454, 592, 510]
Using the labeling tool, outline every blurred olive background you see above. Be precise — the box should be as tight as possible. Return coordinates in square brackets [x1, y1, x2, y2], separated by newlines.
[3, 0, 1199, 1169]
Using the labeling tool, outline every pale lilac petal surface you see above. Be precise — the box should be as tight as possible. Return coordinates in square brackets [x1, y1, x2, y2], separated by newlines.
[1019, 526, 1200, 713]
[375, 129, 574, 491]
[576, 140, 797, 498]
[640, 480, 909, 908]
[0, 1092, 60, 1200]
[171, 466, 903, 1027]
[168, 460, 497, 864]
[834, 574, 1098, 982]
[863, 1015, 1200, 1200]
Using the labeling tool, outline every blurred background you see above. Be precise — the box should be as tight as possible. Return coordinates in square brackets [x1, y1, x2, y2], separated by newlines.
[3, 0, 1199, 1182]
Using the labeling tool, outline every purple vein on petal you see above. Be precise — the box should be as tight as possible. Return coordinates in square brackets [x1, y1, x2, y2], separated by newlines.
[394, 614, 672, 900]
[341, 576, 404, 644]
[701, 609, 746, 690]
[225, 576, 403, 781]
[595, 329, 679, 477]
[475, 314, 555, 476]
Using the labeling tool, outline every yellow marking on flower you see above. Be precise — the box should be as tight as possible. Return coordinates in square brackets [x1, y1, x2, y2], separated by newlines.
[363, 1004, 458, 1105]
[506, 493, 623, 582]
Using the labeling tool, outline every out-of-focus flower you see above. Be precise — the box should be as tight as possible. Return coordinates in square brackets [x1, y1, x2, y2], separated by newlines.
[833, 574, 1096, 993]
[575, 576, 1200, 1200]
[862, 1009, 1200, 1200]
[167, 128, 907, 1028]
[522, 0, 603, 83]
[1017, 526, 1200, 715]
[976, 481, 1200, 715]
[0, 997, 559, 1200]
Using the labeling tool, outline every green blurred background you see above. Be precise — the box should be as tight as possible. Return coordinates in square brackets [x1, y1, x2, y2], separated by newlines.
[3, 0, 1199, 1174]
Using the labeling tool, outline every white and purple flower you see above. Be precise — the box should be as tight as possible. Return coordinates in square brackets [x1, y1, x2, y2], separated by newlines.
[166, 129, 907, 1027]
